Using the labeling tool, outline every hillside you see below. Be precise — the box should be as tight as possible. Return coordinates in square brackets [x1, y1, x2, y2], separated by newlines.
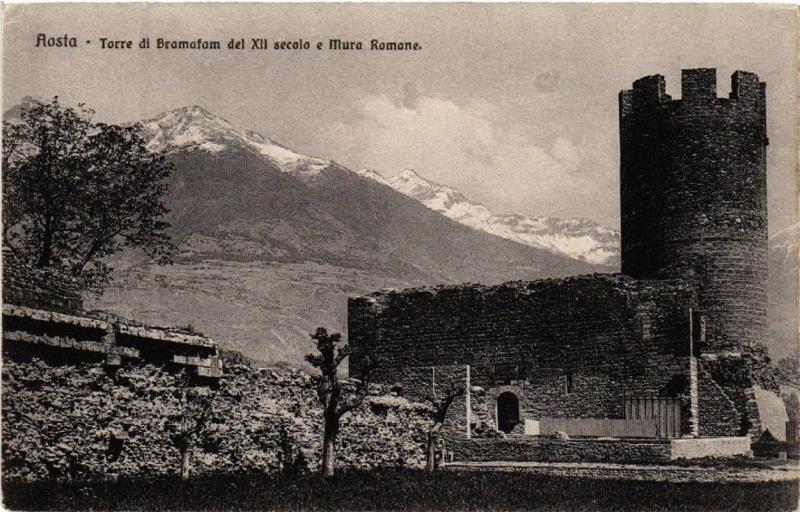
[85, 107, 606, 366]
[11, 102, 791, 365]
[357, 168, 620, 266]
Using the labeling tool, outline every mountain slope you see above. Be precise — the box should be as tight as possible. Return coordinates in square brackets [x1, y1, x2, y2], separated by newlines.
[86, 107, 607, 366]
[7, 101, 795, 364]
[358, 168, 620, 266]
[140, 106, 331, 180]
[157, 146, 599, 284]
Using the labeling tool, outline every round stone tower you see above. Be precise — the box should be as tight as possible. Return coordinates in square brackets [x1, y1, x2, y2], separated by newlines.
[619, 68, 768, 353]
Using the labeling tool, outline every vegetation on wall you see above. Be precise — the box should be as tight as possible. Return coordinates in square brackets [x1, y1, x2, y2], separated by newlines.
[1, 357, 432, 483]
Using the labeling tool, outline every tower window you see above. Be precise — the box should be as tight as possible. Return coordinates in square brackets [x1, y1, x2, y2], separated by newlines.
[690, 310, 706, 356]
[640, 315, 651, 341]
[494, 363, 517, 385]
[518, 363, 528, 381]
[565, 372, 574, 394]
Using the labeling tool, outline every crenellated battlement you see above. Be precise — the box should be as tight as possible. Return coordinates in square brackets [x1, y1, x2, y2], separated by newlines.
[620, 68, 766, 120]
[619, 67, 768, 354]
[730, 70, 766, 102]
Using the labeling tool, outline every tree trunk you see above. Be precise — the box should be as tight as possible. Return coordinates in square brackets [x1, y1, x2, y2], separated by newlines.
[180, 446, 192, 481]
[36, 221, 53, 268]
[426, 423, 442, 472]
[425, 433, 437, 472]
[322, 434, 336, 478]
[322, 413, 339, 478]
[279, 426, 292, 472]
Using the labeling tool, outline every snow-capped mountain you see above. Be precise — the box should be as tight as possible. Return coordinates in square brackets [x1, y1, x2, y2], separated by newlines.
[6, 98, 794, 363]
[138, 106, 331, 179]
[107, 106, 601, 366]
[137, 107, 617, 266]
[354, 168, 391, 187]
[358, 168, 620, 266]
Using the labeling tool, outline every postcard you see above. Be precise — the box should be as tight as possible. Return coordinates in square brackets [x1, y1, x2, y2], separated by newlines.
[2, 3, 798, 510]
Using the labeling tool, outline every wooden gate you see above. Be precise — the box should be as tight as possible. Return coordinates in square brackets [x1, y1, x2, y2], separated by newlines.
[624, 397, 682, 438]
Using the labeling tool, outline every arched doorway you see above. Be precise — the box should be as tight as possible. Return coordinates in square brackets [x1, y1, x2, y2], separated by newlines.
[497, 392, 520, 434]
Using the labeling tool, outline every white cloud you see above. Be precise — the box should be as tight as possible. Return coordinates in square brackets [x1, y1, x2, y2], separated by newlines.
[317, 93, 601, 220]
[551, 136, 581, 170]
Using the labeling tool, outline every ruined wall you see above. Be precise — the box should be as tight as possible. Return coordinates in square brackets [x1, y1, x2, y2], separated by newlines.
[450, 437, 673, 464]
[3, 305, 222, 378]
[697, 366, 741, 437]
[376, 365, 470, 443]
[619, 69, 768, 352]
[699, 354, 779, 437]
[350, 274, 699, 430]
[1, 357, 433, 482]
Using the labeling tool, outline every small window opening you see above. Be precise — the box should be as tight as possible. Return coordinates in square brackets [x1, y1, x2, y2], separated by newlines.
[565, 372, 574, 395]
[690, 309, 706, 356]
[494, 364, 517, 385]
[640, 316, 651, 341]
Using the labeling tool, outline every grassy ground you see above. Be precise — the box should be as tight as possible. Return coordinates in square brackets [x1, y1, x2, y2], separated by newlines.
[3, 469, 798, 511]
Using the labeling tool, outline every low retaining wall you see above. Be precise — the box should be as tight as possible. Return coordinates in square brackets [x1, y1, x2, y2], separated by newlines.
[537, 417, 657, 438]
[452, 436, 754, 464]
[451, 437, 673, 464]
[670, 437, 751, 460]
[444, 461, 800, 483]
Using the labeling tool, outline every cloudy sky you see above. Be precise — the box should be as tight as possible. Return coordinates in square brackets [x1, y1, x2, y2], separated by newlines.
[3, 4, 797, 232]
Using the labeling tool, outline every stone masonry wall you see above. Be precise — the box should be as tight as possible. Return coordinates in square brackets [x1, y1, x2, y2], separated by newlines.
[1, 357, 433, 482]
[350, 274, 699, 433]
[697, 366, 741, 436]
[376, 365, 470, 443]
[450, 437, 673, 464]
[619, 69, 768, 352]
[699, 354, 778, 437]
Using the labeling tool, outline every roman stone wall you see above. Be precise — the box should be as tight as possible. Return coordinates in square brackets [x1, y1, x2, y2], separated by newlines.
[619, 69, 768, 351]
[375, 365, 470, 442]
[350, 274, 699, 433]
[3, 304, 222, 378]
[450, 437, 673, 464]
[1, 357, 433, 482]
[699, 354, 779, 437]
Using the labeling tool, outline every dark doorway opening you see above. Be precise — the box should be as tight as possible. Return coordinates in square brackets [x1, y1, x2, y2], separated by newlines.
[497, 392, 520, 434]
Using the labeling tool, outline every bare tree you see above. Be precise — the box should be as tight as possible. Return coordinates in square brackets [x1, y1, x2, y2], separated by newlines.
[305, 327, 373, 478]
[170, 373, 216, 481]
[424, 374, 464, 472]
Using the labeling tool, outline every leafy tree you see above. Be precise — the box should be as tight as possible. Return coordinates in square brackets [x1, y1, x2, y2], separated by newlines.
[305, 328, 373, 478]
[2, 97, 175, 291]
[422, 373, 463, 471]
